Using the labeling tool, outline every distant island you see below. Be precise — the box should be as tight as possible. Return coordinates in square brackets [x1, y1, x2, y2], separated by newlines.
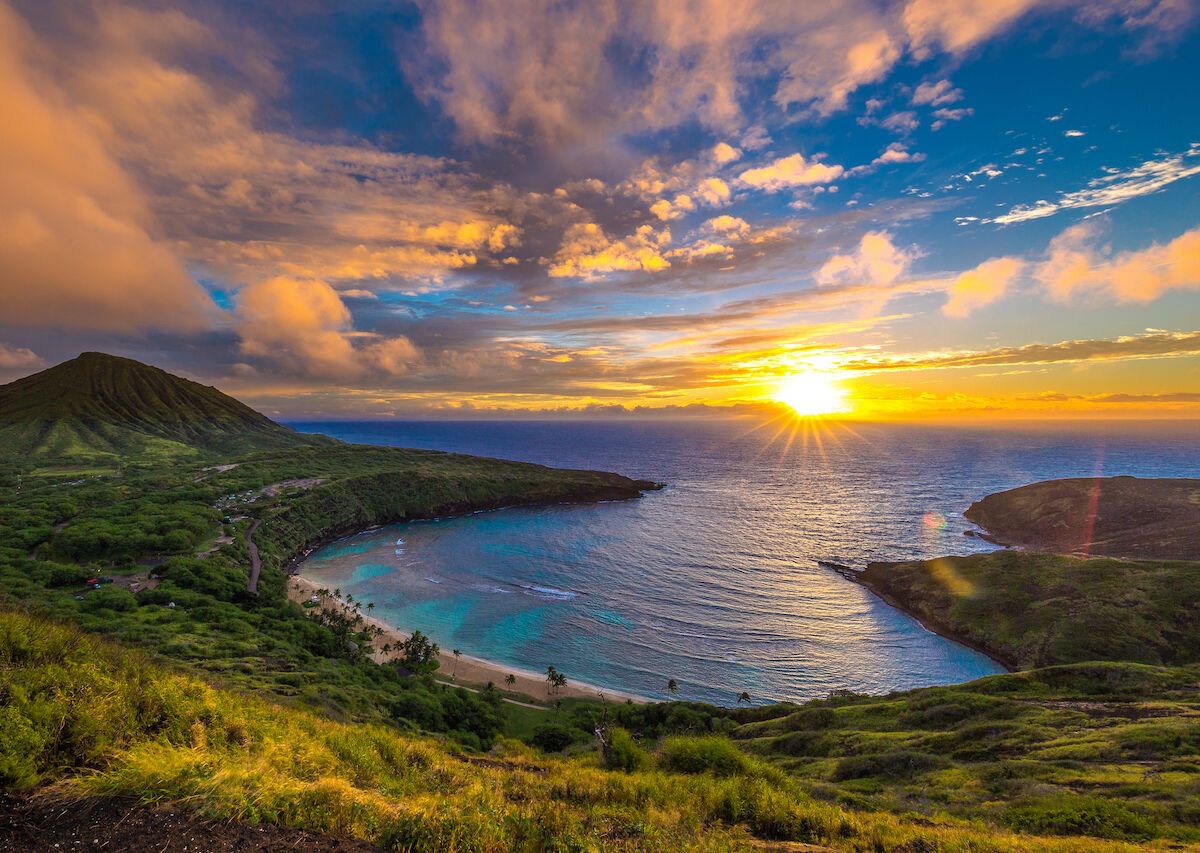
[4, 354, 1200, 851]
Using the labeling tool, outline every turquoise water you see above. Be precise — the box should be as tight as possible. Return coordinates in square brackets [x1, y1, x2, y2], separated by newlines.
[294, 420, 1199, 705]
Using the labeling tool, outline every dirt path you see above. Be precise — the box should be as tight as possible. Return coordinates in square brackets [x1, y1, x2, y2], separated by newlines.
[245, 519, 262, 593]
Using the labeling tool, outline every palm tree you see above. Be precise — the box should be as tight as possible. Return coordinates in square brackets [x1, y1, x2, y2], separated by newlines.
[667, 678, 679, 698]
[504, 674, 516, 689]
[737, 691, 751, 705]
[366, 602, 375, 614]
[452, 648, 462, 677]
[546, 665, 558, 698]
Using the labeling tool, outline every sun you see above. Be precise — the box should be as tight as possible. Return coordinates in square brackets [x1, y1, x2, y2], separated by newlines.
[774, 371, 849, 417]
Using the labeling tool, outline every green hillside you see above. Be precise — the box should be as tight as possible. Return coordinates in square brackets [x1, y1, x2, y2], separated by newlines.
[4, 610, 1181, 852]
[0, 352, 314, 462]
[964, 476, 1200, 561]
[856, 551, 1200, 670]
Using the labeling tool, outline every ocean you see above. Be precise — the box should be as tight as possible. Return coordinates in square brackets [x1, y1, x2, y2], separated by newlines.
[288, 419, 1199, 705]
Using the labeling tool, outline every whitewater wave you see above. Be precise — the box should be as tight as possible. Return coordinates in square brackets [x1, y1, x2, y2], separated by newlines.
[522, 584, 578, 600]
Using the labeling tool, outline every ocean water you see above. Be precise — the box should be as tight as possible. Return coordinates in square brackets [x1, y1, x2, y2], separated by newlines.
[289, 419, 1200, 705]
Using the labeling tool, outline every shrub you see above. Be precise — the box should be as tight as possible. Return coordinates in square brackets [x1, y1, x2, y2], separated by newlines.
[602, 727, 648, 772]
[773, 730, 833, 758]
[832, 750, 948, 781]
[1004, 795, 1161, 841]
[531, 723, 576, 753]
[81, 586, 137, 613]
[660, 735, 752, 777]
[782, 707, 836, 731]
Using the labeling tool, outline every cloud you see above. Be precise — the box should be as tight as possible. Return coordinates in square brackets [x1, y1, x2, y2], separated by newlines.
[930, 107, 974, 130]
[1036, 222, 1200, 303]
[0, 2, 217, 333]
[817, 232, 916, 288]
[911, 79, 962, 106]
[842, 329, 1200, 371]
[0, 343, 44, 370]
[738, 153, 844, 192]
[942, 257, 1025, 316]
[705, 215, 751, 237]
[850, 142, 927, 175]
[710, 142, 742, 165]
[235, 276, 421, 377]
[650, 193, 696, 221]
[236, 277, 360, 377]
[548, 223, 671, 279]
[991, 144, 1200, 224]
[903, 0, 1043, 55]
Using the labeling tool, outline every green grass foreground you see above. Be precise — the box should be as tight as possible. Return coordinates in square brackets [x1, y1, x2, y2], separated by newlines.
[1, 610, 1171, 852]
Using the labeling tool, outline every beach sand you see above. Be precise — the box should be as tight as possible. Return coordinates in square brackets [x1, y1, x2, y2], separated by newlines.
[288, 575, 650, 705]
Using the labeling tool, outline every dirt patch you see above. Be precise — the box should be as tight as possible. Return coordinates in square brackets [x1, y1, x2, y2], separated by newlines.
[0, 793, 384, 852]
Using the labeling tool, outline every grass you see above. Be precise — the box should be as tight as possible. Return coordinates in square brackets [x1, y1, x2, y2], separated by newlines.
[732, 664, 1200, 844]
[2, 610, 1167, 852]
[856, 550, 1200, 668]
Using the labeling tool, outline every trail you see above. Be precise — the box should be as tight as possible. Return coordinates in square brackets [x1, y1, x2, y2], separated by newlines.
[245, 519, 262, 593]
[434, 679, 551, 711]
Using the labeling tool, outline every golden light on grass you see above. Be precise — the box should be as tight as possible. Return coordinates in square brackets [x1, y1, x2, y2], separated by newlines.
[774, 370, 849, 417]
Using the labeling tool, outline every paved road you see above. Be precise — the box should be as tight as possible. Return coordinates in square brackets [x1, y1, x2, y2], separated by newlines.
[245, 519, 262, 593]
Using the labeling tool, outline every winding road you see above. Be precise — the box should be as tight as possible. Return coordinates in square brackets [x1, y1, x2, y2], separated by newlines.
[245, 519, 262, 593]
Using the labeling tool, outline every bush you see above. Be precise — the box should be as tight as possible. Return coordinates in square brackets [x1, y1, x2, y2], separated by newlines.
[832, 750, 948, 781]
[531, 723, 575, 753]
[773, 730, 833, 758]
[1004, 795, 1161, 841]
[660, 735, 753, 777]
[81, 586, 137, 613]
[602, 727, 648, 772]
[782, 707, 835, 731]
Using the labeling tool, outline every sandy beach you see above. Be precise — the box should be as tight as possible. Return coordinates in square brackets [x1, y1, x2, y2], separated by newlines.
[288, 574, 650, 704]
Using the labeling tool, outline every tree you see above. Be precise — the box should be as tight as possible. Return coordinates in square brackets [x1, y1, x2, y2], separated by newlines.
[553, 672, 567, 694]
[737, 691, 751, 705]
[396, 630, 440, 676]
[452, 648, 462, 678]
[366, 601, 375, 614]
[504, 673, 516, 689]
[546, 665, 559, 698]
[667, 678, 679, 698]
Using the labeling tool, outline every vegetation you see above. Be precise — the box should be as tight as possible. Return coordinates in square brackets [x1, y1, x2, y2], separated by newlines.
[3, 610, 1188, 851]
[964, 476, 1200, 560]
[0, 352, 314, 462]
[856, 550, 1200, 668]
[4, 354, 1199, 849]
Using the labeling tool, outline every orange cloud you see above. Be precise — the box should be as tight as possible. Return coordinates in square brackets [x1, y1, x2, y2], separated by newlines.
[817, 232, 915, 288]
[0, 2, 216, 332]
[548, 223, 671, 279]
[738, 153, 844, 191]
[1037, 223, 1200, 303]
[942, 257, 1025, 317]
[235, 277, 421, 378]
[904, 0, 1042, 55]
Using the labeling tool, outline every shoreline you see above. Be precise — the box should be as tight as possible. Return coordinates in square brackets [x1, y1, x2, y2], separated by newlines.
[829, 564, 1017, 672]
[288, 574, 653, 705]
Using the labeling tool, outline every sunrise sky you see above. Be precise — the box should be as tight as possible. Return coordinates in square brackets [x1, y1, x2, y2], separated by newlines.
[1, 0, 1198, 420]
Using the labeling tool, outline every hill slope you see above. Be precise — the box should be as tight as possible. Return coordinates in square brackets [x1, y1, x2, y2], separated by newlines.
[964, 476, 1200, 560]
[0, 352, 313, 460]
